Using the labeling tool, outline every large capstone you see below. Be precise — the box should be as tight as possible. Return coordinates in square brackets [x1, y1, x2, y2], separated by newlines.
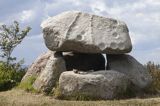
[107, 54, 152, 89]
[41, 11, 132, 54]
[58, 70, 131, 100]
[33, 52, 66, 93]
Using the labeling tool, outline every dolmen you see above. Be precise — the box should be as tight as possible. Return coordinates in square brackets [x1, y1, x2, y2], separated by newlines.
[22, 11, 152, 100]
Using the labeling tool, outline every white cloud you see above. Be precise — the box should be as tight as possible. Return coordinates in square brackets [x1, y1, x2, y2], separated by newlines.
[66, 0, 82, 6]
[0, 22, 3, 25]
[19, 10, 35, 23]
[90, 0, 107, 15]
[129, 32, 141, 46]
[145, 0, 160, 5]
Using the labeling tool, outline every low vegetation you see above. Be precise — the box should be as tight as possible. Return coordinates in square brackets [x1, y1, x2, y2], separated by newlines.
[145, 61, 160, 94]
[18, 76, 37, 92]
[0, 61, 25, 91]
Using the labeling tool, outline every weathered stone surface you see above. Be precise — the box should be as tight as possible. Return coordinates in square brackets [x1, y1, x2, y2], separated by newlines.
[58, 70, 131, 100]
[107, 54, 152, 89]
[64, 52, 105, 71]
[21, 51, 52, 82]
[41, 11, 132, 54]
[33, 52, 66, 93]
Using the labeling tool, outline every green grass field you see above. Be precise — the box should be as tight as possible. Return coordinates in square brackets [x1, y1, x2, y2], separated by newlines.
[0, 89, 160, 106]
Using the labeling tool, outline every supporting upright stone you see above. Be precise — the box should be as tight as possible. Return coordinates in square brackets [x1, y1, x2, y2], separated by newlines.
[33, 51, 66, 93]
[107, 54, 152, 89]
[21, 51, 52, 82]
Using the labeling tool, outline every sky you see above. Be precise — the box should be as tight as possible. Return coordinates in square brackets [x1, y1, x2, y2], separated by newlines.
[0, 0, 160, 65]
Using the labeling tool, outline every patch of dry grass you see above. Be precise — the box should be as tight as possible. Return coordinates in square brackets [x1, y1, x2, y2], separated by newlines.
[0, 89, 160, 106]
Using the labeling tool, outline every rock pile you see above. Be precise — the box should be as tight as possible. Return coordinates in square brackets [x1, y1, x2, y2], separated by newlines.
[22, 11, 152, 99]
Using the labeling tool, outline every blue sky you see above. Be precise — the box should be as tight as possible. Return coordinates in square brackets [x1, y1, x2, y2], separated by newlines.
[0, 0, 160, 65]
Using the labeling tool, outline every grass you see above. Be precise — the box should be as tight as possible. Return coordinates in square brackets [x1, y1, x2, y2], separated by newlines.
[18, 76, 38, 93]
[0, 89, 160, 106]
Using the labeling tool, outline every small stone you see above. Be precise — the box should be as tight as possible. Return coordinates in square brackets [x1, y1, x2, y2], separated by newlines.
[73, 69, 78, 74]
